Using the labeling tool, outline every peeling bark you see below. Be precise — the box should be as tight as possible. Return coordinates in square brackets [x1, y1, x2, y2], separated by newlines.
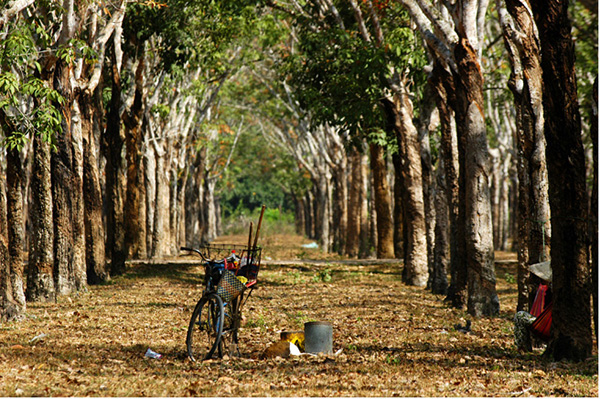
[51, 57, 76, 296]
[6, 144, 26, 312]
[104, 51, 127, 275]
[430, 62, 463, 308]
[497, 0, 551, 312]
[531, 0, 592, 361]
[454, 38, 499, 317]
[0, 173, 20, 320]
[27, 134, 55, 302]
[124, 54, 147, 260]
[432, 158, 449, 295]
[80, 90, 108, 284]
[382, 91, 428, 285]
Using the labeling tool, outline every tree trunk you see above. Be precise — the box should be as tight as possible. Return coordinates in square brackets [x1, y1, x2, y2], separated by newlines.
[369, 185, 378, 257]
[305, 190, 315, 240]
[499, 0, 551, 312]
[591, 78, 598, 340]
[315, 174, 332, 252]
[104, 54, 126, 275]
[71, 95, 87, 293]
[531, 0, 592, 361]
[51, 58, 76, 296]
[382, 92, 428, 285]
[170, 168, 179, 251]
[332, 160, 348, 254]
[293, 193, 306, 237]
[204, 177, 218, 244]
[417, 85, 437, 289]
[369, 143, 394, 259]
[6, 144, 26, 312]
[184, 149, 206, 247]
[145, 143, 157, 253]
[79, 90, 108, 284]
[1, 164, 20, 320]
[176, 166, 187, 249]
[358, 151, 371, 258]
[167, 168, 177, 255]
[489, 144, 513, 253]
[346, 150, 361, 257]
[392, 153, 405, 260]
[432, 158, 449, 295]
[152, 150, 171, 257]
[430, 62, 463, 307]
[27, 134, 56, 302]
[499, 157, 511, 251]
[454, 38, 499, 317]
[490, 150, 502, 248]
[124, 55, 147, 260]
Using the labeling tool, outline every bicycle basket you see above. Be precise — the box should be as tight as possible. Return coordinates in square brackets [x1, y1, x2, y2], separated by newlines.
[217, 270, 246, 303]
[236, 247, 262, 280]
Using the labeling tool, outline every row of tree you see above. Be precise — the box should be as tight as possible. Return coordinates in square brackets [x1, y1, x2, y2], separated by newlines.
[252, 0, 596, 360]
[0, 0, 256, 314]
[0, 0, 597, 362]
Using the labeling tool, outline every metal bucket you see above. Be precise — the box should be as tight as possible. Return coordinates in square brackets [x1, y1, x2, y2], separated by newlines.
[304, 321, 333, 354]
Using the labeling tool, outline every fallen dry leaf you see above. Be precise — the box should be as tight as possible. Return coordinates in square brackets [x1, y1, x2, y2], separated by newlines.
[0, 234, 596, 397]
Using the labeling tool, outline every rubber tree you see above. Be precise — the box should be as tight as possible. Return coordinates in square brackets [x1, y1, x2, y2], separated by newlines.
[345, 1, 416, 262]
[0, 172, 19, 320]
[397, 0, 499, 315]
[495, 0, 551, 312]
[273, 1, 428, 274]
[75, 1, 126, 284]
[530, 0, 592, 362]
[429, 60, 461, 301]
[0, 1, 64, 304]
[0, 2, 35, 316]
[44, 0, 82, 296]
[258, 111, 344, 252]
[241, 49, 349, 252]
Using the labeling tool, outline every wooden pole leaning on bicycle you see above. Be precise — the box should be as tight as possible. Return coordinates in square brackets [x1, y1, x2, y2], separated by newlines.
[251, 205, 265, 265]
[229, 206, 265, 357]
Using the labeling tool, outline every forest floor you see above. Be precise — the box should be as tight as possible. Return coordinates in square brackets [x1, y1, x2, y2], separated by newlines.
[0, 233, 597, 397]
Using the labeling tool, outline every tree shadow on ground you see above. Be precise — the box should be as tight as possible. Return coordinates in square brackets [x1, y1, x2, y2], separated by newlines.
[118, 262, 203, 286]
[350, 341, 598, 378]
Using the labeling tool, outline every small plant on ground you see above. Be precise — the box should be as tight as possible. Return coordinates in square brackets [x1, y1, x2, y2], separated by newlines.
[504, 273, 516, 284]
[245, 314, 268, 330]
[313, 268, 332, 283]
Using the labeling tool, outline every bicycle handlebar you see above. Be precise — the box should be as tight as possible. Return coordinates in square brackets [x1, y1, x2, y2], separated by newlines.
[180, 246, 208, 261]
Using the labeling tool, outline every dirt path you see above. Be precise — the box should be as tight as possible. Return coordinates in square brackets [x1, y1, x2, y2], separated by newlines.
[0, 235, 596, 397]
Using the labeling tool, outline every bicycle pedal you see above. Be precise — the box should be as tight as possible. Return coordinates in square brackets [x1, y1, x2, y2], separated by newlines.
[197, 321, 208, 331]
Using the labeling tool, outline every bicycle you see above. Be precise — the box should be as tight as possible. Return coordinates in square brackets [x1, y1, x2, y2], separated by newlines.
[181, 243, 262, 361]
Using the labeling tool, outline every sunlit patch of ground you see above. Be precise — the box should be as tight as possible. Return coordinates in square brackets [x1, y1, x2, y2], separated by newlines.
[0, 234, 596, 397]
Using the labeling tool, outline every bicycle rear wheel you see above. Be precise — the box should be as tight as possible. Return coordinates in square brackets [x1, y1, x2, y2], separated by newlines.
[186, 293, 224, 361]
[219, 298, 240, 357]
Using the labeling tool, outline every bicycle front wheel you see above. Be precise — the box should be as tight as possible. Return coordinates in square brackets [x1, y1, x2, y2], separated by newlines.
[186, 293, 224, 361]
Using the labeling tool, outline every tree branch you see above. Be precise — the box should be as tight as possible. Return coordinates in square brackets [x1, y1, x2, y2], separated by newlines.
[0, 0, 34, 35]
[393, 0, 457, 71]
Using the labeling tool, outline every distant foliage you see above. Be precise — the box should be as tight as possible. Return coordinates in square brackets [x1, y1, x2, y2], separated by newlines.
[221, 206, 295, 236]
